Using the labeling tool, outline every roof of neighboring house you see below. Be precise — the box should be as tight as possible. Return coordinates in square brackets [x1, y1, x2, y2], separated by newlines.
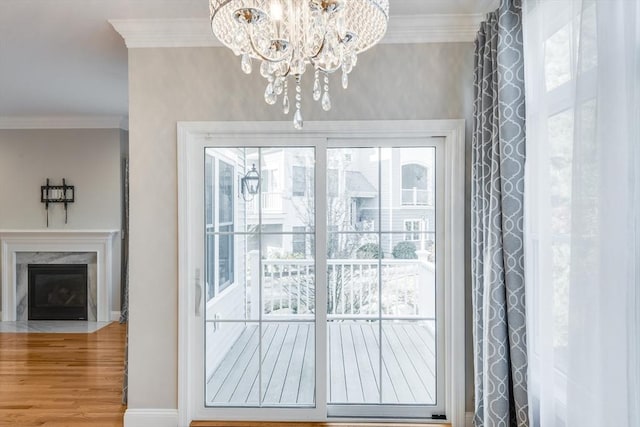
[345, 171, 377, 198]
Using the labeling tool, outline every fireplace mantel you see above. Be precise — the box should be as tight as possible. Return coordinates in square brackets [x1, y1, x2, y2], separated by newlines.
[0, 230, 119, 322]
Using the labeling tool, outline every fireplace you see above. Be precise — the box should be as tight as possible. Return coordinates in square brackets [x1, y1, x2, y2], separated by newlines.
[28, 264, 88, 320]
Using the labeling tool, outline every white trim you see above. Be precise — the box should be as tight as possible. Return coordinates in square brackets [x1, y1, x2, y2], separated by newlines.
[110, 18, 218, 48]
[110, 14, 484, 48]
[177, 120, 465, 426]
[0, 115, 128, 130]
[110, 311, 121, 322]
[444, 119, 466, 427]
[123, 409, 179, 427]
[466, 411, 475, 427]
[384, 14, 484, 44]
[0, 230, 119, 322]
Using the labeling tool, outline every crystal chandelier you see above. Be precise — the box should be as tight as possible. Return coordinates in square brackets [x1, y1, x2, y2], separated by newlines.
[210, 0, 389, 129]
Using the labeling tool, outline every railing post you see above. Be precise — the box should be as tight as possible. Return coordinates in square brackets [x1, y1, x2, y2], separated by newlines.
[249, 250, 260, 319]
[416, 250, 435, 318]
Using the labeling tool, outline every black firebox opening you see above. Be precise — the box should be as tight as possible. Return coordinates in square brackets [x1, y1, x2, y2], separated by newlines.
[28, 264, 88, 320]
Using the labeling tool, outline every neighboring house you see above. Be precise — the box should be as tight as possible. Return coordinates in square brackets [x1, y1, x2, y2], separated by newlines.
[211, 147, 436, 260]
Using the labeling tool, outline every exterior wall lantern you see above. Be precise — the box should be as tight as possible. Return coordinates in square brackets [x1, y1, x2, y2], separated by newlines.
[240, 163, 260, 201]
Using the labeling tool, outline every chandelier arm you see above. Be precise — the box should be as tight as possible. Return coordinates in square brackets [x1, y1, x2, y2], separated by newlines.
[246, 25, 290, 64]
[308, 34, 343, 74]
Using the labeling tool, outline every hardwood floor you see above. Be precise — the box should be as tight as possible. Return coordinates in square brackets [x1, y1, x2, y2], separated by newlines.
[0, 322, 126, 426]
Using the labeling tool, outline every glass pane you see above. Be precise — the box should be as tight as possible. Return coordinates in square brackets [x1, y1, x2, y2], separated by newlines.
[255, 147, 315, 231]
[548, 109, 574, 353]
[545, 22, 572, 91]
[205, 233, 258, 320]
[328, 320, 380, 404]
[206, 321, 260, 406]
[380, 147, 435, 232]
[381, 233, 435, 318]
[327, 148, 379, 232]
[219, 160, 234, 224]
[261, 322, 315, 406]
[262, 234, 316, 319]
[327, 233, 379, 317]
[241, 147, 261, 231]
[381, 320, 436, 405]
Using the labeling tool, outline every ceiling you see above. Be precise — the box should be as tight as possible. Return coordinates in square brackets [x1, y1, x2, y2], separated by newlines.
[0, 0, 497, 125]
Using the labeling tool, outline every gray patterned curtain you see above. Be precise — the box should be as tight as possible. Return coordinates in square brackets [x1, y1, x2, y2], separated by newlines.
[471, 1, 528, 426]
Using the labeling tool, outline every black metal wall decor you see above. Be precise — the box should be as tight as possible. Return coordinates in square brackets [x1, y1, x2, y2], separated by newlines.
[41, 178, 75, 226]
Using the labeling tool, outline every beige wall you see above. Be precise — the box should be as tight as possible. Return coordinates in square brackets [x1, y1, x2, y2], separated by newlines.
[0, 128, 123, 311]
[128, 43, 474, 410]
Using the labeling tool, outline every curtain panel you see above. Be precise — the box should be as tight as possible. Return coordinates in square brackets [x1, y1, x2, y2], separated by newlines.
[472, 1, 529, 426]
[523, 0, 639, 426]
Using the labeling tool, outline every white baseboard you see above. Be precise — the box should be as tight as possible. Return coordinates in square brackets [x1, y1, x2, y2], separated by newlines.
[466, 411, 474, 427]
[110, 311, 121, 321]
[124, 409, 179, 427]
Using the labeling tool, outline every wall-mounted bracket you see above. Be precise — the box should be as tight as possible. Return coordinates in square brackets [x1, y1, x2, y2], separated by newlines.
[41, 178, 75, 226]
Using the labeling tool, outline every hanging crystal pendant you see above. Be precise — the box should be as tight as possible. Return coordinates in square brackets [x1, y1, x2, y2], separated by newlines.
[322, 91, 331, 111]
[264, 83, 277, 105]
[241, 54, 252, 74]
[283, 80, 290, 114]
[313, 70, 321, 101]
[283, 93, 290, 114]
[293, 108, 303, 130]
[293, 77, 303, 129]
[322, 73, 331, 111]
[260, 61, 270, 78]
[342, 69, 348, 89]
[274, 77, 284, 95]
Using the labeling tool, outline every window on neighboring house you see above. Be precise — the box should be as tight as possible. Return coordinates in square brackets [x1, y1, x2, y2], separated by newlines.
[218, 160, 234, 292]
[404, 219, 422, 241]
[205, 156, 235, 301]
[401, 163, 430, 206]
[292, 166, 306, 196]
[292, 226, 306, 256]
[205, 154, 215, 301]
[327, 169, 338, 197]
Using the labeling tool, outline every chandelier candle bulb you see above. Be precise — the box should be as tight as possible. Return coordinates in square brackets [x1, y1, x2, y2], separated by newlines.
[270, 0, 283, 21]
[210, 0, 389, 128]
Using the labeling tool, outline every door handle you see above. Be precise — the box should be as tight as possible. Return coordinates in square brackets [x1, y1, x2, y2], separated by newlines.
[195, 268, 202, 317]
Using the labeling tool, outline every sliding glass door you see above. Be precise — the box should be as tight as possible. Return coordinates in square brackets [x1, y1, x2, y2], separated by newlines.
[183, 134, 446, 422]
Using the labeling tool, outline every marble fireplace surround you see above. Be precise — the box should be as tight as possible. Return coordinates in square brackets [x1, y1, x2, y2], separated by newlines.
[0, 230, 119, 322]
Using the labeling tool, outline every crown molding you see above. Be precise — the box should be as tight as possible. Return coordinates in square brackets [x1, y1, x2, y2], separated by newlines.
[0, 116, 129, 130]
[384, 14, 483, 44]
[110, 18, 220, 48]
[110, 14, 484, 48]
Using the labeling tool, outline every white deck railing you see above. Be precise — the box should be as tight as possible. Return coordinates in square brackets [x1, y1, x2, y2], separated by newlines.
[248, 253, 435, 320]
[247, 191, 284, 214]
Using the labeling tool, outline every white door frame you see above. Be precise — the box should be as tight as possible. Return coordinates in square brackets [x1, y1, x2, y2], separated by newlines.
[177, 120, 466, 427]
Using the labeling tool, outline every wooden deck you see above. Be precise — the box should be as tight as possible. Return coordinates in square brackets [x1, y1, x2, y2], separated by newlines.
[207, 322, 436, 406]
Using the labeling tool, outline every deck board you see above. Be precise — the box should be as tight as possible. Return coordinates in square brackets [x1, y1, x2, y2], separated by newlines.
[207, 324, 259, 403]
[281, 324, 311, 404]
[297, 324, 315, 404]
[340, 324, 365, 403]
[207, 322, 435, 406]
[328, 323, 347, 403]
[350, 323, 379, 403]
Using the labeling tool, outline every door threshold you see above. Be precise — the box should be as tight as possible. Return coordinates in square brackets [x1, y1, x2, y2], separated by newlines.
[191, 422, 451, 427]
